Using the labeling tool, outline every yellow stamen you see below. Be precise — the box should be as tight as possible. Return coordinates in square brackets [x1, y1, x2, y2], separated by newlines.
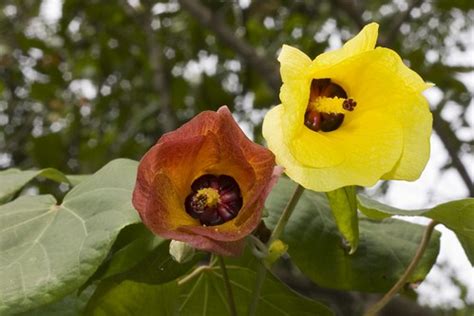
[309, 96, 346, 114]
[196, 188, 220, 207]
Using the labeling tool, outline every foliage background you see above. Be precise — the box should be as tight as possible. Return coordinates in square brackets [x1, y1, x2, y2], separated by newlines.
[0, 0, 472, 314]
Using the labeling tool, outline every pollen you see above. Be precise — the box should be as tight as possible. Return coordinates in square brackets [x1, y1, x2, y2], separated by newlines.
[196, 188, 220, 207]
[309, 96, 346, 114]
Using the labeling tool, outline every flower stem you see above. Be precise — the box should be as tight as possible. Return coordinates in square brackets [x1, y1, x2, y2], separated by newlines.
[247, 263, 267, 316]
[248, 184, 305, 316]
[269, 184, 305, 243]
[218, 255, 237, 316]
[364, 220, 438, 316]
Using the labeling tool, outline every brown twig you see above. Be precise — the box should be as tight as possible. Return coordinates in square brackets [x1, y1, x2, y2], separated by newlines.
[433, 109, 474, 197]
[380, 0, 424, 46]
[364, 220, 439, 315]
[332, 0, 365, 28]
[178, 0, 280, 91]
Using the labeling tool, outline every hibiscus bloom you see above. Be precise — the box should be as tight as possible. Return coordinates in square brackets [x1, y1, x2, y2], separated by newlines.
[133, 106, 278, 256]
[263, 23, 432, 192]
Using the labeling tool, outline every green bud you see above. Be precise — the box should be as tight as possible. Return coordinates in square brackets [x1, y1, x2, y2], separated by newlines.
[265, 239, 288, 266]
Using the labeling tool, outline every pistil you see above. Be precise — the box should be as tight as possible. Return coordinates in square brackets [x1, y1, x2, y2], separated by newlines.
[185, 174, 243, 226]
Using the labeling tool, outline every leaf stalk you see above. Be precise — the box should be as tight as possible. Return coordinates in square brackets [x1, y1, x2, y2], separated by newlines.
[364, 220, 438, 316]
[247, 184, 305, 316]
[218, 255, 238, 316]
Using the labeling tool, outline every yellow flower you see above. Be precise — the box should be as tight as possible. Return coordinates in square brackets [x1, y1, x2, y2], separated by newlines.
[263, 23, 432, 192]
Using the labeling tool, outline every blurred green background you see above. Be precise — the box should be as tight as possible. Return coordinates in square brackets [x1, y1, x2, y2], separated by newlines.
[0, 0, 472, 314]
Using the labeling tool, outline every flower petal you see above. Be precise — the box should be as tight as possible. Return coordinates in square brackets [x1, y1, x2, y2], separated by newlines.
[276, 104, 345, 168]
[313, 22, 379, 67]
[310, 47, 433, 180]
[382, 94, 432, 180]
[278, 45, 312, 83]
[311, 48, 430, 107]
[263, 104, 404, 191]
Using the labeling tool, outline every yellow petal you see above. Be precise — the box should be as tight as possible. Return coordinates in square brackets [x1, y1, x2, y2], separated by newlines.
[311, 48, 428, 105]
[382, 94, 432, 180]
[278, 78, 311, 147]
[277, 45, 313, 142]
[290, 123, 345, 168]
[263, 104, 404, 191]
[278, 45, 312, 83]
[309, 47, 433, 181]
[313, 22, 379, 67]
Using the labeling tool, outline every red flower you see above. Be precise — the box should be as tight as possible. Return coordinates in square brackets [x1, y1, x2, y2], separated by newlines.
[133, 106, 279, 256]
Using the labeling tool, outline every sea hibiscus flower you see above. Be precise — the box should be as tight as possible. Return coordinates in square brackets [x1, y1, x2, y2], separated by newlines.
[133, 106, 278, 256]
[263, 23, 432, 192]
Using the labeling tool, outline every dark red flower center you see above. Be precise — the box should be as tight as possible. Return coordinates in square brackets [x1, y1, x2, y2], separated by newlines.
[185, 174, 243, 226]
[304, 78, 357, 132]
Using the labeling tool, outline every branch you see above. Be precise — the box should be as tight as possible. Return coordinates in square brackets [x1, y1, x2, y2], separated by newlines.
[381, 0, 424, 46]
[178, 0, 281, 92]
[122, 0, 178, 133]
[433, 110, 474, 197]
[332, 0, 365, 28]
[144, 8, 178, 132]
[365, 220, 439, 315]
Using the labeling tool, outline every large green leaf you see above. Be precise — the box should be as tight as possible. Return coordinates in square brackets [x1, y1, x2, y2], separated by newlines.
[178, 267, 333, 315]
[85, 266, 332, 315]
[17, 287, 95, 316]
[85, 280, 178, 316]
[0, 168, 70, 203]
[82, 222, 203, 289]
[326, 186, 359, 254]
[264, 177, 441, 292]
[0, 159, 140, 314]
[358, 195, 474, 265]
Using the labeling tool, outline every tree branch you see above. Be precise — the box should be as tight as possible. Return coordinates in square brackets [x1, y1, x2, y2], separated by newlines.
[178, 0, 281, 92]
[145, 7, 178, 132]
[433, 111, 474, 197]
[332, 0, 365, 28]
[380, 0, 424, 46]
[122, 0, 178, 133]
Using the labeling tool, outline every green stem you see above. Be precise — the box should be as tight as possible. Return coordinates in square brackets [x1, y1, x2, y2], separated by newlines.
[247, 263, 267, 316]
[248, 184, 305, 316]
[269, 184, 305, 243]
[218, 255, 237, 316]
[364, 220, 438, 316]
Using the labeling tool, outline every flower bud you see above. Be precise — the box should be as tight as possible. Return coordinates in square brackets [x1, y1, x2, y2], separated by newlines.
[169, 240, 195, 263]
[265, 239, 288, 266]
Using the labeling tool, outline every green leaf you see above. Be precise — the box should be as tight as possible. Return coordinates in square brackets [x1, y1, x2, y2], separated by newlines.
[99, 226, 162, 281]
[0, 168, 70, 203]
[66, 175, 92, 187]
[264, 178, 441, 292]
[80, 224, 203, 297]
[358, 195, 474, 265]
[326, 186, 359, 254]
[178, 267, 333, 316]
[85, 280, 178, 316]
[17, 286, 95, 316]
[0, 159, 140, 314]
[107, 239, 204, 285]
